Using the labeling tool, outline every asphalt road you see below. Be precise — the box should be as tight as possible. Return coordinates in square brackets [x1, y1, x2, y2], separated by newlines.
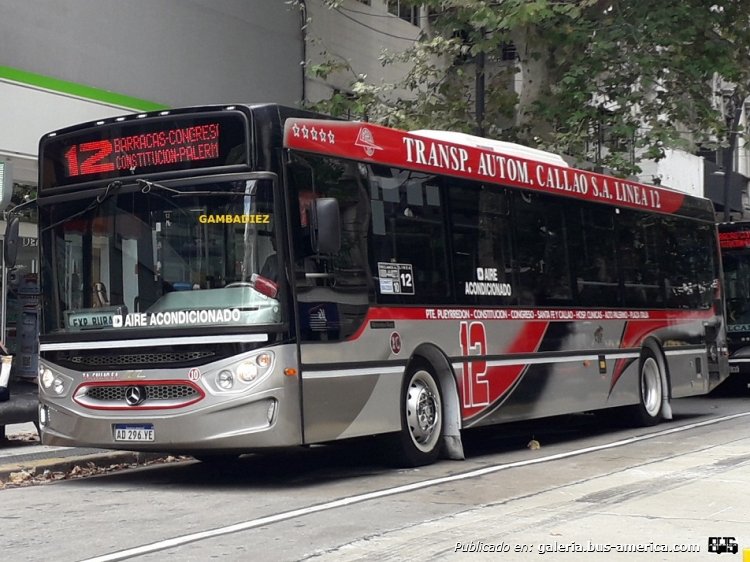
[3, 388, 750, 562]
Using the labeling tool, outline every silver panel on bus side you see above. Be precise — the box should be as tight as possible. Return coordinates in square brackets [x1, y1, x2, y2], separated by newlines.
[299, 311, 711, 440]
[300, 336, 403, 444]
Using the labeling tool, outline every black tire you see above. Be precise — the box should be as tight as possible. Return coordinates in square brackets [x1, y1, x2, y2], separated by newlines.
[394, 362, 444, 467]
[629, 348, 664, 427]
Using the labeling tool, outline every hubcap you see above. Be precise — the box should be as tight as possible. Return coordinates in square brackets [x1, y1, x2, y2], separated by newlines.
[641, 357, 662, 417]
[405, 372, 441, 452]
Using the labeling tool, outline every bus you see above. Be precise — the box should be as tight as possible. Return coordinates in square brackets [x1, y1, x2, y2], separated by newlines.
[717, 221, 750, 389]
[12, 103, 728, 466]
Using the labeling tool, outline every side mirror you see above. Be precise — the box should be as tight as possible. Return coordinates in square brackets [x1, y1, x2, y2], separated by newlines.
[311, 197, 341, 255]
[4, 215, 20, 268]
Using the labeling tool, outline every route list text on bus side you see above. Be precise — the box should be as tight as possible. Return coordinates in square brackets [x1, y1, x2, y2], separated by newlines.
[424, 308, 651, 321]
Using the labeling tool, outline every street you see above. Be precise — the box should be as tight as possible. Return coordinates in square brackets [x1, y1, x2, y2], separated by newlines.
[2, 388, 749, 561]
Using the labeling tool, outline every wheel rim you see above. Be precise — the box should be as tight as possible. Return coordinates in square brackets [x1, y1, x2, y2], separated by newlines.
[405, 370, 441, 453]
[641, 356, 662, 417]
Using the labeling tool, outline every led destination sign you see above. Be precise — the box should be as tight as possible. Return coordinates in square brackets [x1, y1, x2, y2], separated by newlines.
[719, 230, 750, 249]
[41, 111, 248, 189]
[67, 123, 220, 176]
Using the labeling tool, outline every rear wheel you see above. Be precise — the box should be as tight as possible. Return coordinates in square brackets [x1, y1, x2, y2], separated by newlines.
[394, 363, 443, 467]
[630, 349, 664, 426]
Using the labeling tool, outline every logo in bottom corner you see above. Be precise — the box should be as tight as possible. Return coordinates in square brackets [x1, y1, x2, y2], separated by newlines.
[708, 537, 738, 554]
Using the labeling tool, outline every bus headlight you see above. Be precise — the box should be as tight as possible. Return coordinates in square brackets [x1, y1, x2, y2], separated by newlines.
[217, 370, 234, 390]
[39, 370, 72, 397]
[237, 362, 258, 383]
[210, 351, 275, 393]
[256, 352, 272, 368]
[237, 352, 274, 384]
[41, 369, 55, 389]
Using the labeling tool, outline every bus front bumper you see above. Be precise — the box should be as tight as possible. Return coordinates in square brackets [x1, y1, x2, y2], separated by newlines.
[39, 391, 303, 453]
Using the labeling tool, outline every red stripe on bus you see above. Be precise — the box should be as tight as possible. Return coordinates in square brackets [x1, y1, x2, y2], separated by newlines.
[284, 119, 686, 215]
[461, 320, 549, 419]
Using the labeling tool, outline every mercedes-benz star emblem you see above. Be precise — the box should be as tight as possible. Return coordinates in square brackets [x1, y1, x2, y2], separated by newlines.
[124, 386, 144, 406]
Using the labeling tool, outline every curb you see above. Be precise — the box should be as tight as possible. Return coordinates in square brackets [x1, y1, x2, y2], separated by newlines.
[0, 451, 168, 481]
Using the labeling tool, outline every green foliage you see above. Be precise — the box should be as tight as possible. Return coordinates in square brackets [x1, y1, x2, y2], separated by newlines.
[305, 0, 750, 175]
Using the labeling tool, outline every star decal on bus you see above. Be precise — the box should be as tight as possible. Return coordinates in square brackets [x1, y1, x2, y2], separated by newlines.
[290, 122, 335, 145]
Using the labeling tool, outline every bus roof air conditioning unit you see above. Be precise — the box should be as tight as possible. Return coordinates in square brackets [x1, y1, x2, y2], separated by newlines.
[410, 130, 570, 168]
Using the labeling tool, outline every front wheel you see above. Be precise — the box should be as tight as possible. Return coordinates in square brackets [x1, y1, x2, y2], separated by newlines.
[629, 349, 665, 426]
[394, 364, 443, 467]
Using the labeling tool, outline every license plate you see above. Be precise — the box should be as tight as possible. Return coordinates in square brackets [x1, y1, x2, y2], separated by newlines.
[114, 424, 155, 442]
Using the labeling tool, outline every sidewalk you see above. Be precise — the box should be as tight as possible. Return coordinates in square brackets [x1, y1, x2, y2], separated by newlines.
[0, 422, 166, 481]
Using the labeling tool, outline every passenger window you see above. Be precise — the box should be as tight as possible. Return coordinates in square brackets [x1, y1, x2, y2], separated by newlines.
[449, 181, 514, 306]
[369, 167, 449, 304]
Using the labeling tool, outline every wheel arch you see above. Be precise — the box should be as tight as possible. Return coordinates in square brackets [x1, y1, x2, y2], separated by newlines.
[407, 343, 465, 460]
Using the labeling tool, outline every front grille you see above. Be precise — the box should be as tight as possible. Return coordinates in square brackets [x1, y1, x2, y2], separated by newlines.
[70, 351, 214, 368]
[85, 384, 198, 402]
[75, 382, 203, 410]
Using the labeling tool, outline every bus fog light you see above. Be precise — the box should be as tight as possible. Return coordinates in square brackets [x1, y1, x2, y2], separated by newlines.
[217, 370, 234, 390]
[39, 405, 49, 427]
[41, 369, 55, 389]
[267, 400, 277, 423]
[53, 378, 65, 395]
[237, 362, 258, 383]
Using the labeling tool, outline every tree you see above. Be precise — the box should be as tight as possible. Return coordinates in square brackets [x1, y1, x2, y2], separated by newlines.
[305, 0, 750, 176]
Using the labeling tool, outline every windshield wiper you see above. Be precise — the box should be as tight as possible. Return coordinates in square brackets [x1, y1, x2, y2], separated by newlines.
[42, 180, 123, 232]
[137, 178, 250, 198]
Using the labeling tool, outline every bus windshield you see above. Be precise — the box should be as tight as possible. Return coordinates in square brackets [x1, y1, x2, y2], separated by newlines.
[40, 177, 281, 335]
[722, 246, 750, 329]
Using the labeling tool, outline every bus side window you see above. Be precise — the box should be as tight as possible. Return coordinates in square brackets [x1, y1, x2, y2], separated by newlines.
[661, 221, 715, 309]
[567, 205, 618, 307]
[448, 181, 514, 306]
[369, 168, 449, 304]
[618, 210, 663, 308]
[512, 191, 573, 306]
